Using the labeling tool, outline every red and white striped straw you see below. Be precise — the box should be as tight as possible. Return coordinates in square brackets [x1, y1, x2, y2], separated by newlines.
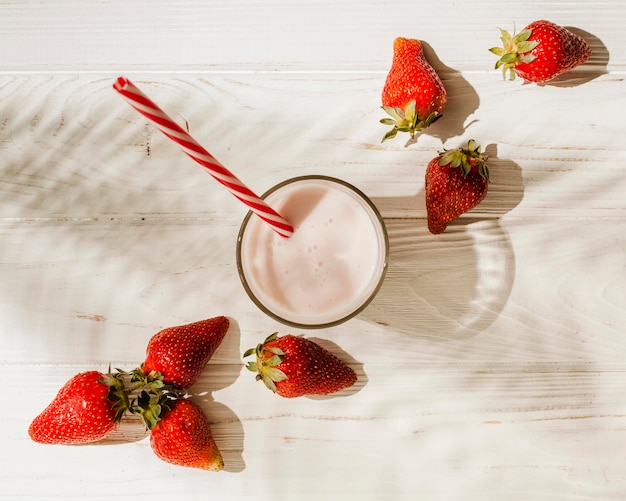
[113, 77, 293, 238]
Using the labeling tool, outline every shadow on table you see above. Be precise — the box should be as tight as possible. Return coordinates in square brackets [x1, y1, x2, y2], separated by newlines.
[361, 145, 524, 340]
[99, 413, 148, 445]
[192, 318, 245, 473]
[403, 42, 480, 147]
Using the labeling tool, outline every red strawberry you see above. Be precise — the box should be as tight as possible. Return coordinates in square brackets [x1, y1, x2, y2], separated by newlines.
[243, 333, 357, 398]
[142, 316, 229, 389]
[28, 370, 127, 444]
[381, 37, 447, 142]
[425, 139, 490, 234]
[150, 398, 224, 471]
[490, 20, 591, 83]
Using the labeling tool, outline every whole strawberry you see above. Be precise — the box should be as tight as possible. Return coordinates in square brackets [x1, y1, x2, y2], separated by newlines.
[150, 398, 224, 471]
[243, 333, 357, 398]
[142, 316, 229, 389]
[425, 139, 490, 234]
[28, 370, 127, 445]
[490, 20, 591, 82]
[381, 37, 447, 142]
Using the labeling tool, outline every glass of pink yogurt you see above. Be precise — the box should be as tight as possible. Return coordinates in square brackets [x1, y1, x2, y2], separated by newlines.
[236, 175, 388, 328]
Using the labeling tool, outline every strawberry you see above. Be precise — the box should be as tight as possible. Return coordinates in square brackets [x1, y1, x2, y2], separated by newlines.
[425, 139, 490, 234]
[28, 370, 127, 445]
[150, 398, 224, 471]
[380, 37, 447, 142]
[142, 316, 229, 389]
[243, 333, 357, 398]
[490, 20, 591, 83]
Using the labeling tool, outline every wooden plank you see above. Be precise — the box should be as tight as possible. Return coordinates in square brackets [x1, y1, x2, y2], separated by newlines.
[0, 74, 624, 221]
[7, 364, 626, 500]
[0, 1, 621, 72]
[1, 218, 623, 365]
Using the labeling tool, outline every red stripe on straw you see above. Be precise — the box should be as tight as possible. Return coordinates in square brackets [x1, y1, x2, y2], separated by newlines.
[112, 77, 293, 238]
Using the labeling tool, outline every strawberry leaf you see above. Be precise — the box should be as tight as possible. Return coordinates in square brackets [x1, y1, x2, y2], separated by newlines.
[517, 41, 539, 54]
[382, 127, 398, 142]
[404, 100, 416, 122]
[261, 377, 277, 393]
[265, 346, 285, 356]
[461, 156, 471, 176]
[381, 105, 405, 122]
[379, 118, 397, 126]
[517, 29, 533, 43]
[264, 355, 283, 367]
[519, 54, 537, 64]
[500, 52, 517, 64]
[242, 347, 256, 358]
[265, 368, 288, 382]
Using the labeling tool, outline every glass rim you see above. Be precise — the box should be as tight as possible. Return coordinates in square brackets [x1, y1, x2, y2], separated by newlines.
[236, 175, 389, 329]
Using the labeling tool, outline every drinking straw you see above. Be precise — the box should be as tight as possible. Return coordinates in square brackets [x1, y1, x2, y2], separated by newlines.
[113, 77, 293, 238]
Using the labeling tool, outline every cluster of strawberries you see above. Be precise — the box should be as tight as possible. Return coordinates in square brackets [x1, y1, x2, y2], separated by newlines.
[381, 20, 592, 233]
[29, 318, 357, 471]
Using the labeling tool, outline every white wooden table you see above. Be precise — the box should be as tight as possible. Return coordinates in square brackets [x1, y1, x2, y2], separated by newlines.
[2, 1, 625, 499]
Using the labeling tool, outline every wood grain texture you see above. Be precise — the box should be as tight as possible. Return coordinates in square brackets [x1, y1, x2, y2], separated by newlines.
[0, 0, 622, 73]
[1, 1, 625, 500]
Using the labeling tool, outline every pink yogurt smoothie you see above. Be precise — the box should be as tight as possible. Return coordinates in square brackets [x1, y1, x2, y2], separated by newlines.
[236, 176, 388, 328]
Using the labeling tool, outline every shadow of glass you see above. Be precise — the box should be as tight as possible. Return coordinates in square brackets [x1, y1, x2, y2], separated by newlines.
[361, 145, 524, 340]
[362, 220, 515, 340]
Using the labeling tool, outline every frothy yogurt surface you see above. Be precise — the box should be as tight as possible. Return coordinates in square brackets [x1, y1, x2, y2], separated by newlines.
[237, 177, 388, 327]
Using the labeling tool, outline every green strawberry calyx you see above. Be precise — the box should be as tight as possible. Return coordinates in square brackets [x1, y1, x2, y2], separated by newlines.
[243, 332, 288, 393]
[489, 27, 539, 80]
[438, 139, 490, 181]
[99, 368, 131, 422]
[380, 100, 441, 142]
[101, 366, 186, 430]
[127, 367, 186, 430]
